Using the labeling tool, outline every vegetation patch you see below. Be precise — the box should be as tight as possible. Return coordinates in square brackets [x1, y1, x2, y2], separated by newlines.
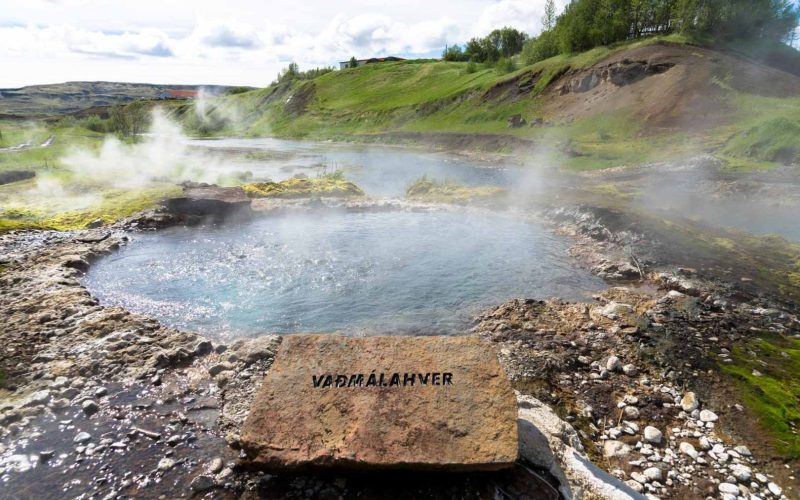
[405, 176, 506, 204]
[242, 172, 364, 199]
[722, 116, 800, 164]
[722, 334, 800, 458]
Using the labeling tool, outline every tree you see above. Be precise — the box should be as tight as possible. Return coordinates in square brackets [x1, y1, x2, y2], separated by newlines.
[348, 56, 358, 68]
[543, 0, 557, 31]
[442, 44, 468, 61]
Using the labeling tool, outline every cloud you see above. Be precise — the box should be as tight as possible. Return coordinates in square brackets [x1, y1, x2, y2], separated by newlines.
[197, 20, 263, 49]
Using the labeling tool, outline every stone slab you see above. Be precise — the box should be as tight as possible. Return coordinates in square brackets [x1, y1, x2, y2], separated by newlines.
[241, 334, 518, 471]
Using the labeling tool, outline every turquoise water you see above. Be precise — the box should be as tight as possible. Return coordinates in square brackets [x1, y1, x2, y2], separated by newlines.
[85, 210, 604, 338]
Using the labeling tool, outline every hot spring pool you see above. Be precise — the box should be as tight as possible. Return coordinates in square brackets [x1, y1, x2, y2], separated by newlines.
[85, 210, 604, 338]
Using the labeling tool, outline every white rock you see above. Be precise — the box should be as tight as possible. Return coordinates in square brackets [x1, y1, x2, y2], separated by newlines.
[643, 467, 663, 481]
[624, 406, 640, 419]
[755, 473, 768, 484]
[699, 410, 718, 422]
[626, 480, 644, 493]
[680, 392, 699, 412]
[679, 442, 698, 459]
[718, 482, 740, 496]
[731, 464, 752, 483]
[623, 395, 639, 405]
[622, 364, 638, 376]
[157, 457, 175, 471]
[767, 482, 782, 496]
[698, 436, 712, 450]
[631, 471, 648, 484]
[733, 445, 751, 457]
[644, 426, 663, 444]
[606, 356, 623, 372]
[604, 440, 632, 458]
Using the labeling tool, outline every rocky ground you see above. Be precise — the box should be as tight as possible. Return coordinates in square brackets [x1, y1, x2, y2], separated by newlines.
[0, 196, 798, 499]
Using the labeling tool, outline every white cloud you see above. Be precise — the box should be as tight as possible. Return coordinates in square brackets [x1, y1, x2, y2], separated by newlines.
[0, 0, 559, 87]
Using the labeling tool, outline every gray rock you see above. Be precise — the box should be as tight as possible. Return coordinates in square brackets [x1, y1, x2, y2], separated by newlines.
[603, 440, 631, 458]
[190, 475, 216, 493]
[643, 426, 662, 444]
[206, 457, 224, 474]
[623, 406, 640, 419]
[606, 356, 623, 372]
[81, 400, 99, 415]
[23, 390, 51, 407]
[643, 467, 662, 482]
[631, 471, 647, 484]
[731, 464, 752, 483]
[157, 457, 176, 471]
[74, 432, 91, 444]
[733, 445, 751, 457]
[622, 364, 638, 376]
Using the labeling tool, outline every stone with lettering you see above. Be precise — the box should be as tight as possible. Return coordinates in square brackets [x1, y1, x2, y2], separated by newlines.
[241, 334, 518, 471]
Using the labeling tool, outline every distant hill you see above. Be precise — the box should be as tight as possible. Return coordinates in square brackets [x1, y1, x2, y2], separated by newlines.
[0, 81, 243, 117]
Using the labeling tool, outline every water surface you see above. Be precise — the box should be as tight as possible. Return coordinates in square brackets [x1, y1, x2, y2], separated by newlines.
[86, 210, 604, 338]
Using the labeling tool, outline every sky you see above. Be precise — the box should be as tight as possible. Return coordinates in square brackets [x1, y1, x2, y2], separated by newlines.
[0, 0, 570, 88]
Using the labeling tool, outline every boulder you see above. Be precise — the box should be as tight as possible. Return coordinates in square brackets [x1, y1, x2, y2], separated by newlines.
[241, 335, 518, 471]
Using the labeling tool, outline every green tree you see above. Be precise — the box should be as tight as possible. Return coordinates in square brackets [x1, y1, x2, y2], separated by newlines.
[348, 56, 358, 68]
[543, 0, 557, 31]
[442, 44, 468, 61]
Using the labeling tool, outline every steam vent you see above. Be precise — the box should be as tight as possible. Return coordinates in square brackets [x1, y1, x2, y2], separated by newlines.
[240, 335, 519, 471]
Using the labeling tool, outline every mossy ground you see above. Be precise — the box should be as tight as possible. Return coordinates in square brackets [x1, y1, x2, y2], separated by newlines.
[242, 173, 364, 199]
[405, 176, 506, 204]
[723, 334, 800, 458]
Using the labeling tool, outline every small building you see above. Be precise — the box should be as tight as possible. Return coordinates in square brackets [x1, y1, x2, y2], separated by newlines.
[338, 56, 405, 70]
[158, 89, 200, 100]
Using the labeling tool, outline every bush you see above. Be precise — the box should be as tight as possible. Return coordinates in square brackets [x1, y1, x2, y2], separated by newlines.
[464, 60, 478, 74]
[495, 57, 516, 74]
[80, 115, 107, 133]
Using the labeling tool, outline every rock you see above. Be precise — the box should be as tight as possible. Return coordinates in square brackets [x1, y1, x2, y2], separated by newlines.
[599, 301, 634, 319]
[626, 480, 644, 493]
[733, 445, 751, 457]
[606, 356, 623, 372]
[631, 471, 647, 484]
[166, 435, 182, 447]
[603, 440, 631, 458]
[756, 473, 768, 484]
[731, 464, 752, 483]
[74, 432, 92, 444]
[206, 457, 224, 474]
[190, 475, 216, 493]
[623, 406, 640, 419]
[644, 426, 663, 444]
[23, 390, 51, 407]
[699, 409, 718, 422]
[680, 392, 699, 412]
[767, 482, 782, 496]
[85, 218, 104, 229]
[517, 394, 641, 499]
[157, 457, 176, 471]
[241, 335, 518, 471]
[719, 482, 740, 496]
[81, 400, 99, 415]
[38, 450, 55, 462]
[643, 467, 662, 482]
[164, 185, 252, 219]
[622, 364, 638, 376]
[507, 114, 527, 128]
[94, 387, 108, 398]
[227, 335, 281, 364]
[208, 362, 234, 377]
[679, 442, 698, 459]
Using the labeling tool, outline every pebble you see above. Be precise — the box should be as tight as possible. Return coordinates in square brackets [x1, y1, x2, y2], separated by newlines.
[206, 457, 224, 474]
[94, 387, 108, 398]
[622, 364, 638, 376]
[603, 440, 631, 458]
[624, 406, 640, 419]
[733, 445, 751, 457]
[731, 464, 752, 483]
[631, 471, 647, 484]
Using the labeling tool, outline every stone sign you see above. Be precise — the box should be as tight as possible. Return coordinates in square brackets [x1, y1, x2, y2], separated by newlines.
[241, 334, 519, 471]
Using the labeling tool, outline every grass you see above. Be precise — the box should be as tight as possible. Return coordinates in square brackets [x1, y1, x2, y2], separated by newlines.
[405, 176, 506, 204]
[722, 334, 800, 458]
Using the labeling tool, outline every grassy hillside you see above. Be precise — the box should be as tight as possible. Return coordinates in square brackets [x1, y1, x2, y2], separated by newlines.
[184, 36, 800, 171]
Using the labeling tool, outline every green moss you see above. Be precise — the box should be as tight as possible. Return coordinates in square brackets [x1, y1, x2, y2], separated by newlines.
[722, 116, 800, 164]
[242, 174, 364, 199]
[405, 176, 506, 204]
[722, 335, 800, 458]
